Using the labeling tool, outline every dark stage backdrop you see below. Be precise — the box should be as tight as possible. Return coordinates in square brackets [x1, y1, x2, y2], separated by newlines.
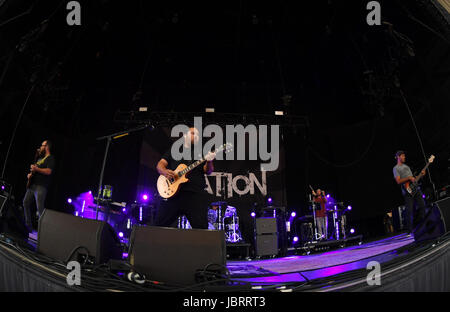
[137, 127, 287, 243]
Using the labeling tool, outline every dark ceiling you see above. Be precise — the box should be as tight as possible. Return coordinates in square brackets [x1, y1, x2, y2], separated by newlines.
[1, 0, 448, 137]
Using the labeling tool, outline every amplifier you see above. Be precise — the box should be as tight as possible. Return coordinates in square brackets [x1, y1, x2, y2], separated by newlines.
[255, 217, 277, 234]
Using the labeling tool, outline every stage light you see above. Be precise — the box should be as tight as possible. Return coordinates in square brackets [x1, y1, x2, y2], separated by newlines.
[142, 194, 149, 201]
[293, 236, 299, 242]
[118, 232, 124, 238]
[422, 194, 426, 199]
[205, 108, 215, 113]
[291, 212, 296, 218]
[275, 111, 284, 116]
[267, 197, 273, 204]
[122, 208, 126, 212]
[347, 205, 352, 211]
[1, 185, 4, 190]
[67, 198, 72, 204]
[251, 212, 256, 218]
[326, 194, 330, 198]
[350, 228, 355, 234]
[88, 191, 92, 195]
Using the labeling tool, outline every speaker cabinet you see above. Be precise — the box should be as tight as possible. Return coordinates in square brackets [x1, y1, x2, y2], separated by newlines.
[255, 218, 279, 257]
[255, 233, 278, 257]
[129, 226, 226, 285]
[0, 197, 28, 239]
[413, 198, 450, 243]
[435, 197, 450, 233]
[37, 209, 122, 264]
[255, 217, 277, 234]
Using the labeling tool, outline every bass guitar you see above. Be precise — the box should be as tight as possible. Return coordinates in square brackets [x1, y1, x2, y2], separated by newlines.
[403, 155, 435, 196]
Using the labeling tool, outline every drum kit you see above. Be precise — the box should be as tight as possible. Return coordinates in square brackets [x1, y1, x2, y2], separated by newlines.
[178, 201, 243, 243]
[208, 202, 243, 243]
[297, 194, 350, 243]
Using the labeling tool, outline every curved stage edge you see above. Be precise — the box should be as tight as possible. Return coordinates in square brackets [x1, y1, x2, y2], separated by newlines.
[0, 232, 449, 292]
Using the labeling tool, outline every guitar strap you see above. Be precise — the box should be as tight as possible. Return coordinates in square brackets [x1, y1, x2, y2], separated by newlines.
[36, 154, 50, 166]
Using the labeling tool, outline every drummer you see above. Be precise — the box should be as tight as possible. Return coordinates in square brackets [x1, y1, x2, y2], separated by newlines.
[312, 189, 328, 240]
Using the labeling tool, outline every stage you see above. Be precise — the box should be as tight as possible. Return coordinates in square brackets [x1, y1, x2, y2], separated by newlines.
[227, 234, 413, 284]
[1, 231, 449, 292]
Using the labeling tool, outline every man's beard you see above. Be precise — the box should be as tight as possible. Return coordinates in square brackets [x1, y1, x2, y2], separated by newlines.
[39, 149, 46, 157]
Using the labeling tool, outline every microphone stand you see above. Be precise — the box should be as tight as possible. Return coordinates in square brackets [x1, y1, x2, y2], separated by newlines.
[94, 124, 152, 220]
[309, 194, 320, 242]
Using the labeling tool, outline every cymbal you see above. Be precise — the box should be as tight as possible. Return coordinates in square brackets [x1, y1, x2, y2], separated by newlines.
[211, 201, 227, 206]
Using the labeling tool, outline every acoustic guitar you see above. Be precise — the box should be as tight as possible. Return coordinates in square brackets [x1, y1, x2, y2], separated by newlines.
[157, 143, 233, 199]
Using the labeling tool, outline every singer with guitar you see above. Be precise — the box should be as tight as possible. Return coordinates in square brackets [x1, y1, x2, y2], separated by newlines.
[393, 150, 434, 235]
[155, 127, 216, 230]
[23, 140, 55, 232]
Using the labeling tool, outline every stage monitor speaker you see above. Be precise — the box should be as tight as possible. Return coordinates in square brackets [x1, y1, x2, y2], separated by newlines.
[0, 197, 29, 240]
[128, 225, 226, 285]
[255, 233, 278, 257]
[413, 198, 450, 243]
[37, 209, 122, 264]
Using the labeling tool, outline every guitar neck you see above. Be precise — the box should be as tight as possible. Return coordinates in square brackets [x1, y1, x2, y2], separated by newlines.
[177, 158, 206, 177]
[416, 162, 431, 182]
[175, 144, 228, 177]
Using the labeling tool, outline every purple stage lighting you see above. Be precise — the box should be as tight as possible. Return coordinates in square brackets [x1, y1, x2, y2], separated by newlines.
[118, 232, 124, 238]
[293, 236, 299, 242]
[350, 228, 355, 234]
[291, 212, 296, 218]
[267, 197, 273, 204]
[347, 205, 352, 211]
[251, 212, 256, 218]
[142, 194, 149, 201]
[1, 185, 4, 190]
[88, 190, 92, 195]
[422, 194, 426, 199]
[326, 194, 330, 198]
[67, 198, 72, 204]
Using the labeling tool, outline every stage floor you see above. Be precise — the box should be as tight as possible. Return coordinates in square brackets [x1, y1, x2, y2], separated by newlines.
[227, 234, 414, 284]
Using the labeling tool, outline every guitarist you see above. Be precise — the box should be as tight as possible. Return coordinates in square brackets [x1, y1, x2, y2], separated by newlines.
[155, 127, 215, 229]
[23, 140, 55, 232]
[393, 150, 426, 234]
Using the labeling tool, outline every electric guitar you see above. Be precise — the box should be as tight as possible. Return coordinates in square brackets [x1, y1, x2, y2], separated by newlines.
[403, 155, 435, 196]
[26, 149, 40, 189]
[157, 143, 233, 199]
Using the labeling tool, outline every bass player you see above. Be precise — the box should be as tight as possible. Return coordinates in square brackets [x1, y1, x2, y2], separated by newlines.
[393, 150, 427, 235]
